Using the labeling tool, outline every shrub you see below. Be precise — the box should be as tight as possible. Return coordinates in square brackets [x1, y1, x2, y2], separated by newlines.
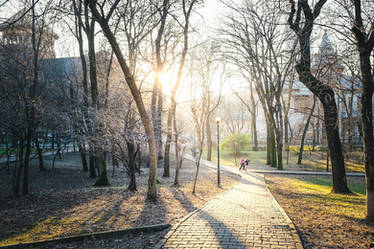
[221, 133, 251, 156]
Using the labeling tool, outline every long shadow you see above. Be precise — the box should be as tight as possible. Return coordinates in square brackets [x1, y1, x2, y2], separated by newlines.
[0, 164, 134, 245]
[163, 189, 246, 248]
[166, 185, 265, 248]
[196, 209, 245, 248]
[81, 191, 136, 231]
[170, 187, 197, 213]
[133, 196, 167, 228]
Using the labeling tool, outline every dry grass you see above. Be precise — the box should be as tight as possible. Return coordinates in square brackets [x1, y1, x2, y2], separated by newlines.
[0, 154, 240, 247]
[266, 175, 374, 249]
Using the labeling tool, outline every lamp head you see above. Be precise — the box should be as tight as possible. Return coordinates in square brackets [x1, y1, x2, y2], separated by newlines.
[215, 117, 221, 122]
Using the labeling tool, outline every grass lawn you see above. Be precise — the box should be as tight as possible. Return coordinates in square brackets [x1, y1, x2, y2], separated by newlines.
[199, 149, 365, 173]
[266, 175, 372, 249]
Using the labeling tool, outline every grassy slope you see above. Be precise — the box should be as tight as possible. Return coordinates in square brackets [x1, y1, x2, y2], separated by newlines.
[267, 175, 372, 249]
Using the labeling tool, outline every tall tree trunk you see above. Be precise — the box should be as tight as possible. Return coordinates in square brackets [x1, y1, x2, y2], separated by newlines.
[152, 0, 169, 160]
[270, 126, 276, 167]
[23, 0, 39, 195]
[78, 140, 88, 172]
[173, 113, 180, 186]
[85, 9, 110, 187]
[163, 0, 195, 177]
[250, 86, 258, 151]
[13, 140, 24, 197]
[284, 114, 290, 165]
[349, 0, 374, 218]
[206, 116, 212, 161]
[358, 52, 374, 220]
[94, 151, 110, 187]
[35, 133, 45, 171]
[164, 107, 172, 177]
[298, 96, 316, 164]
[251, 114, 258, 151]
[87, 1, 158, 200]
[266, 123, 271, 165]
[288, 0, 350, 193]
[23, 126, 33, 195]
[192, 151, 202, 194]
[156, 90, 163, 160]
[89, 149, 97, 178]
[275, 101, 283, 170]
[126, 140, 138, 191]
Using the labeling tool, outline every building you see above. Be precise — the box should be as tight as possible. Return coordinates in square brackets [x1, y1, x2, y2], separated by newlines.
[288, 32, 362, 149]
[0, 8, 58, 59]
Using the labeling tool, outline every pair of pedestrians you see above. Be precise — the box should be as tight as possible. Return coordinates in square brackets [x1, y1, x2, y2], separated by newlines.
[239, 158, 250, 171]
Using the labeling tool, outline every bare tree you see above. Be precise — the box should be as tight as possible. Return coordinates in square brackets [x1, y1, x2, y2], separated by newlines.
[151, 0, 170, 160]
[333, 0, 374, 219]
[86, 0, 159, 201]
[222, 0, 296, 170]
[190, 44, 222, 194]
[164, 0, 199, 177]
[287, 0, 350, 193]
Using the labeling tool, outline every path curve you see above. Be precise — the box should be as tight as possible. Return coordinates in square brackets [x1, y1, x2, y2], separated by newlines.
[156, 168, 303, 249]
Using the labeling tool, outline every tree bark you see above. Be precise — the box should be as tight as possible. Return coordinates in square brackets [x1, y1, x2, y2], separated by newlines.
[173, 113, 180, 186]
[89, 150, 96, 178]
[266, 123, 271, 165]
[206, 116, 212, 161]
[13, 139, 24, 197]
[94, 151, 110, 186]
[163, 106, 172, 177]
[151, 0, 169, 160]
[251, 113, 258, 151]
[126, 140, 138, 191]
[78, 140, 88, 172]
[298, 96, 316, 165]
[358, 50, 374, 220]
[35, 134, 45, 171]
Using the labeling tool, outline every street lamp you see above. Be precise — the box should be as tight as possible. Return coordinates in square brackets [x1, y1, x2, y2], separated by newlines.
[216, 117, 221, 186]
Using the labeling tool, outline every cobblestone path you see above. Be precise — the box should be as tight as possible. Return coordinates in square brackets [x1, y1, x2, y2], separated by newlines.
[157, 173, 303, 249]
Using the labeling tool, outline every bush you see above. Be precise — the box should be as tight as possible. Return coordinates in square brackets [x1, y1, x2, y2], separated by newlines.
[221, 133, 251, 156]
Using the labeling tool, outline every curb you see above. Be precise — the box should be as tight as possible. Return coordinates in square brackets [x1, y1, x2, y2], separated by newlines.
[264, 176, 304, 249]
[249, 170, 364, 177]
[154, 185, 236, 249]
[1, 223, 170, 249]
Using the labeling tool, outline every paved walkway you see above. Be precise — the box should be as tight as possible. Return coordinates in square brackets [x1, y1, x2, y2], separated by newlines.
[156, 171, 303, 249]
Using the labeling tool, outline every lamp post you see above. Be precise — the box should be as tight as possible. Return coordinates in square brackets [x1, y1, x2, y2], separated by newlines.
[216, 117, 221, 186]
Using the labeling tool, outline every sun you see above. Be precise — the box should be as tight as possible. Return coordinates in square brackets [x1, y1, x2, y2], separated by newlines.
[157, 69, 176, 92]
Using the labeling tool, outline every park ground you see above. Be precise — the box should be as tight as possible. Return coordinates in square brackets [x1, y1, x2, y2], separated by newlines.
[0, 150, 372, 248]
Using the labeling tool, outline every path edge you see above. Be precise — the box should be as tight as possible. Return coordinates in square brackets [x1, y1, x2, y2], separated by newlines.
[0, 223, 170, 249]
[265, 177, 304, 249]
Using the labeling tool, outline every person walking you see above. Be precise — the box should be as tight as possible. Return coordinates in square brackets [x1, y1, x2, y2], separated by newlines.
[244, 158, 250, 171]
[239, 158, 245, 171]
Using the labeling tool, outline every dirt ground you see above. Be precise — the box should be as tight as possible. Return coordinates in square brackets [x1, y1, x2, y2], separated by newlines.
[0, 152, 240, 248]
[266, 175, 373, 249]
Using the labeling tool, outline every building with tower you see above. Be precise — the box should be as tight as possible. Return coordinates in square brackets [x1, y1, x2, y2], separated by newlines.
[288, 32, 362, 149]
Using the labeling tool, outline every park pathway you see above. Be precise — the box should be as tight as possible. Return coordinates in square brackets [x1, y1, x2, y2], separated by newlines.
[156, 172, 303, 249]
